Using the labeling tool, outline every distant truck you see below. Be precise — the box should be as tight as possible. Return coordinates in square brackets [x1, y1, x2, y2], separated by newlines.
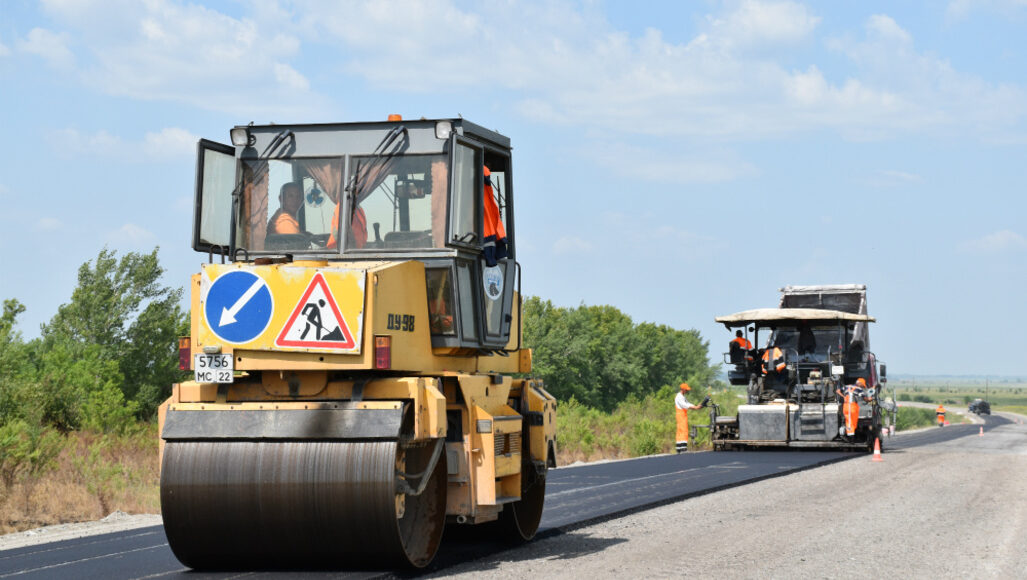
[710, 285, 886, 451]
[968, 399, 991, 415]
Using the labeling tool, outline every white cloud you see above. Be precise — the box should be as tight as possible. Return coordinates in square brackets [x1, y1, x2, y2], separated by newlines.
[36, 0, 327, 118]
[50, 127, 198, 160]
[706, 0, 821, 51]
[947, 0, 1027, 20]
[106, 223, 156, 245]
[866, 14, 913, 46]
[143, 127, 198, 158]
[36, 217, 64, 231]
[583, 141, 758, 184]
[960, 230, 1027, 253]
[50, 128, 122, 155]
[600, 211, 718, 260]
[291, 1, 1025, 142]
[0, 40, 10, 58]
[553, 236, 593, 255]
[865, 169, 924, 188]
[881, 170, 922, 182]
[17, 28, 75, 68]
[822, 15, 1027, 140]
[26, 1, 1027, 142]
[274, 63, 310, 91]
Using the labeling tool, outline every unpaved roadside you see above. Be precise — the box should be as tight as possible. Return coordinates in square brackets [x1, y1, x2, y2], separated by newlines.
[434, 416, 1027, 579]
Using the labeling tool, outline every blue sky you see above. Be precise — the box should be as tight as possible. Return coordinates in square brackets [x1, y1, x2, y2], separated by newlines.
[1, 0, 1025, 376]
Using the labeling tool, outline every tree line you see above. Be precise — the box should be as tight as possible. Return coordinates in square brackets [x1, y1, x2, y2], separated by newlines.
[522, 297, 719, 412]
[1, 248, 187, 435]
[0, 250, 719, 431]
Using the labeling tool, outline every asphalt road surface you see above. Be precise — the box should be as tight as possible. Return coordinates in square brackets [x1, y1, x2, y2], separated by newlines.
[436, 412, 1027, 579]
[0, 418, 1001, 579]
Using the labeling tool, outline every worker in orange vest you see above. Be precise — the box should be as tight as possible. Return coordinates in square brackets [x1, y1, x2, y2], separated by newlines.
[731, 330, 752, 350]
[761, 346, 786, 374]
[675, 383, 704, 453]
[836, 378, 870, 436]
[482, 166, 508, 267]
[326, 201, 367, 249]
[936, 404, 946, 427]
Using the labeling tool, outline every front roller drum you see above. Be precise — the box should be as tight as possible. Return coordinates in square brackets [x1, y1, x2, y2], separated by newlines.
[160, 440, 446, 569]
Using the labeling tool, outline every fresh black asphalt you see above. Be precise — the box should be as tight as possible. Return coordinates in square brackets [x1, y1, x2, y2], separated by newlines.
[0, 417, 999, 580]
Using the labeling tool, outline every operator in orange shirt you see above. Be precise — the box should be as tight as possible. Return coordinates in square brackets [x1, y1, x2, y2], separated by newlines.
[730, 330, 752, 351]
[267, 182, 304, 234]
[936, 404, 947, 427]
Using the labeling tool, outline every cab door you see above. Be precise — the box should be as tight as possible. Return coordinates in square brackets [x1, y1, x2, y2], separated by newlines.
[193, 139, 237, 255]
[449, 141, 516, 350]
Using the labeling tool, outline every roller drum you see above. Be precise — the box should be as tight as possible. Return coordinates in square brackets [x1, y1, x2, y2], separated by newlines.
[160, 440, 446, 569]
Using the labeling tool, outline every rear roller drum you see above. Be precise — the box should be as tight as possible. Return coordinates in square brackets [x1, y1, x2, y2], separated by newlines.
[160, 439, 447, 569]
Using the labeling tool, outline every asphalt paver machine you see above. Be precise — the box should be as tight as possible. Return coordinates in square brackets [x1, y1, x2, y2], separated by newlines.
[711, 285, 886, 451]
[158, 117, 556, 569]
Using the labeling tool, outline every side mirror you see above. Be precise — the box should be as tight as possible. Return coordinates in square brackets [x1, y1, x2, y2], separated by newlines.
[880, 363, 887, 383]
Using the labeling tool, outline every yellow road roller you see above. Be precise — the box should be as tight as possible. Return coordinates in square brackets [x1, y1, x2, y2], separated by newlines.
[158, 117, 556, 569]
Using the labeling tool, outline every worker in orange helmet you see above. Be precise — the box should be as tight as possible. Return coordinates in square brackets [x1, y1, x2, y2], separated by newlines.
[675, 383, 704, 453]
[836, 378, 870, 436]
[936, 403, 946, 427]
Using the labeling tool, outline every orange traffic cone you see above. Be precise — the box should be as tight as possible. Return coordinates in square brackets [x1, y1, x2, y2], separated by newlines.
[871, 437, 883, 462]
[979, 426, 984, 436]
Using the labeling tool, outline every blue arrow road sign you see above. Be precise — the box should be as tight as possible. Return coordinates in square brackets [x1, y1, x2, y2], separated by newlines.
[204, 270, 274, 344]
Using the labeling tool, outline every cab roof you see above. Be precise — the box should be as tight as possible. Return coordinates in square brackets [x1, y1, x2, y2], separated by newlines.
[715, 308, 876, 328]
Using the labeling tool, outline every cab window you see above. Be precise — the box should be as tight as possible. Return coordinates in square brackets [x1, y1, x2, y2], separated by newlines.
[451, 144, 479, 246]
[351, 154, 448, 250]
[237, 157, 341, 252]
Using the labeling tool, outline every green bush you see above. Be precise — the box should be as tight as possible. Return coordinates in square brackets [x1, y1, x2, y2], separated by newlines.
[0, 420, 63, 506]
[556, 383, 739, 459]
[73, 435, 131, 515]
[896, 407, 937, 430]
[523, 297, 719, 412]
[81, 382, 140, 435]
[629, 419, 663, 456]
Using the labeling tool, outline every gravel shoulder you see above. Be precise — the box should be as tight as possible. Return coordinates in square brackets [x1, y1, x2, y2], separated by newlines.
[433, 414, 1027, 579]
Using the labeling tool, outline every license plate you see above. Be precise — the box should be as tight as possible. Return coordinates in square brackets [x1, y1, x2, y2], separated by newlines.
[194, 353, 234, 383]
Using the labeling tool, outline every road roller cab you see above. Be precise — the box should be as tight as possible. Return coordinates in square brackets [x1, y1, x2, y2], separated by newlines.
[158, 117, 557, 569]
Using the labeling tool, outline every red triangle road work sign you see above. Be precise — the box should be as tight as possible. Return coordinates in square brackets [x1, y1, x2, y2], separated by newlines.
[275, 272, 356, 350]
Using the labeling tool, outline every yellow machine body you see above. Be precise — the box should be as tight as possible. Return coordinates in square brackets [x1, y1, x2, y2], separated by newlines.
[159, 258, 555, 569]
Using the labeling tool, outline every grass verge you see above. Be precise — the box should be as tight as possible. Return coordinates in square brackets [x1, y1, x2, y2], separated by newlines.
[0, 424, 158, 535]
[556, 385, 740, 464]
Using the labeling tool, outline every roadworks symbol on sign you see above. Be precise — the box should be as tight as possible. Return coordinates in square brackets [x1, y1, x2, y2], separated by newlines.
[275, 272, 356, 350]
